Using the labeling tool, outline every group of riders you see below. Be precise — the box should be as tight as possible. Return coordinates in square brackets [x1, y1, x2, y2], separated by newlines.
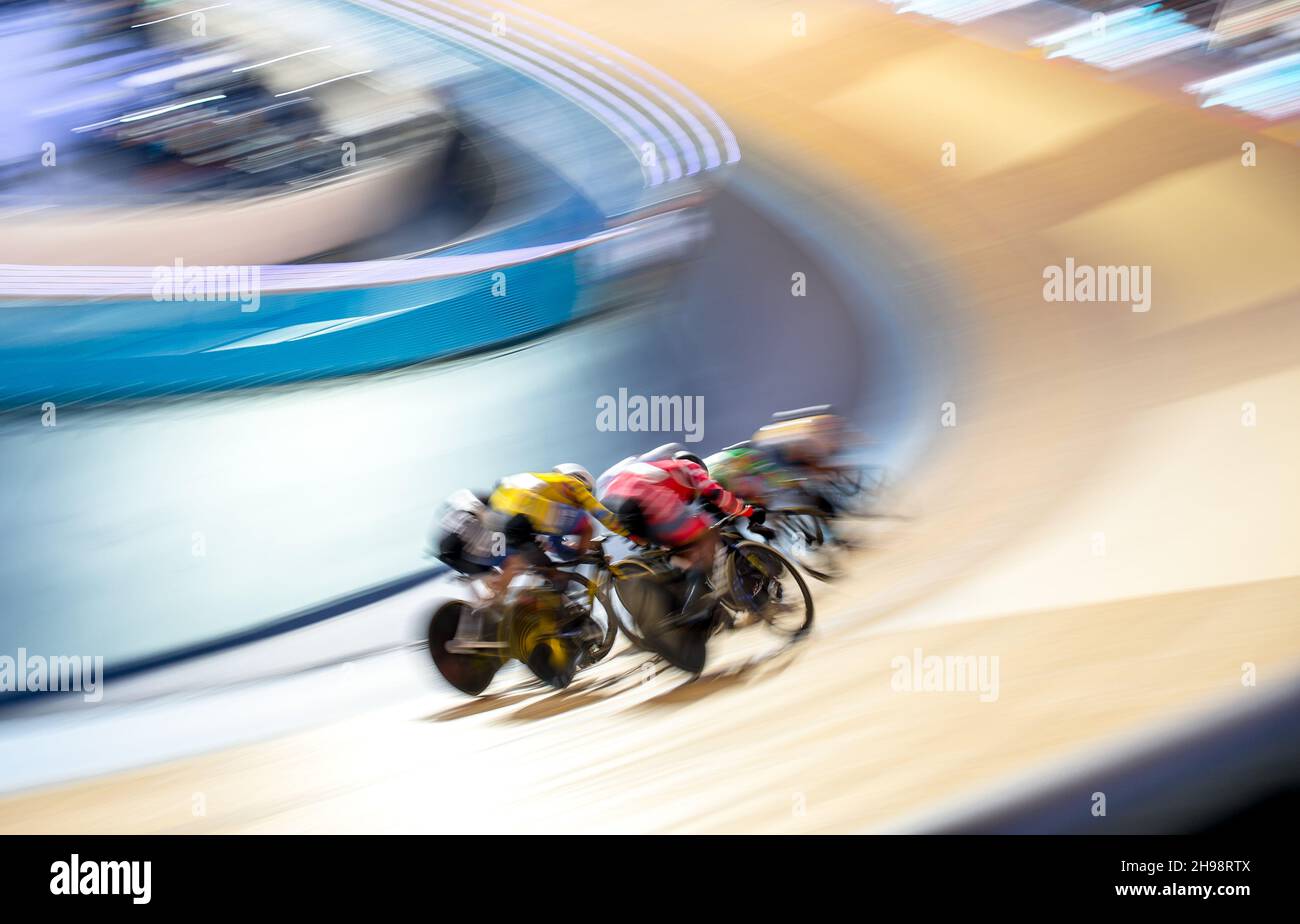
[431, 406, 854, 651]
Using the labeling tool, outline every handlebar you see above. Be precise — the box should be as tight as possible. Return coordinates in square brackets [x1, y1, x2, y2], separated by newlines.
[558, 510, 763, 572]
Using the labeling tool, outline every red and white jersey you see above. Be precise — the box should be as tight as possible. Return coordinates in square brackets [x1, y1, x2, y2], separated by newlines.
[603, 458, 749, 516]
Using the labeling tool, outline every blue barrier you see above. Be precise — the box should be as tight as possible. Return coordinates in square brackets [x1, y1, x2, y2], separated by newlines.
[0, 251, 580, 403]
[0, 0, 728, 405]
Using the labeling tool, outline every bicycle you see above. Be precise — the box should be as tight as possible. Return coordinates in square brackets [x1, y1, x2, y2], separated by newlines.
[427, 556, 618, 696]
[596, 515, 814, 675]
[764, 505, 846, 581]
[821, 462, 893, 518]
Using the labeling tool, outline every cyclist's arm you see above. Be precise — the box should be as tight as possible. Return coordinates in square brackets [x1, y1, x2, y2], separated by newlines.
[689, 466, 750, 517]
[570, 485, 632, 537]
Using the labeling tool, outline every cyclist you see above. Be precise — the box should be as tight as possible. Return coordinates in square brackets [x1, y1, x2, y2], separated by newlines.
[752, 406, 848, 515]
[599, 451, 767, 625]
[703, 442, 792, 509]
[595, 442, 685, 495]
[432, 488, 498, 576]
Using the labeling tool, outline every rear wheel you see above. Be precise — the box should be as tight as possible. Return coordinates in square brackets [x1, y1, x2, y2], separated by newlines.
[611, 565, 707, 675]
[427, 600, 502, 696]
[825, 464, 890, 517]
[725, 541, 814, 638]
[768, 508, 841, 581]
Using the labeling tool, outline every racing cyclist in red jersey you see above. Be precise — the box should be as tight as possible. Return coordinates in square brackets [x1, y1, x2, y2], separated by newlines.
[600, 451, 772, 624]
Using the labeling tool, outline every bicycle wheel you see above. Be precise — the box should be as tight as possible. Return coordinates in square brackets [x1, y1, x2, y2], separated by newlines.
[552, 569, 618, 664]
[427, 600, 502, 696]
[629, 575, 709, 675]
[505, 586, 583, 689]
[602, 557, 659, 650]
[768, 509, 840, 582]
[725, 541, 814, 637]
[608, 562, 709, 674]
[826, 464, 890, 517]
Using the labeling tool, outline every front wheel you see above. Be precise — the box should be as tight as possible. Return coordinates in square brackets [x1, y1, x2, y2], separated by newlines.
[602, 557, 658, 650]
[725, 541, 815, 638]
[504, 585, 584, 689]
[553, 570, 618, 665]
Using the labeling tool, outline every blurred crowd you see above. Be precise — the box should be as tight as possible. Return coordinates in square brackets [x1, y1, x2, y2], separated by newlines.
[1, 0, 449, 201]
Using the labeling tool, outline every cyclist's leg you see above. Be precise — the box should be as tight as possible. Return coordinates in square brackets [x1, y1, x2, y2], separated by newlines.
[483, 512, 545, 596]
[641, 492, 715, 621]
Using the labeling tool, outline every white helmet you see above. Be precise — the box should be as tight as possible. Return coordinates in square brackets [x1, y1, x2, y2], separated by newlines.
[553, 463, 595, 492]
[638, 442, 685, 462]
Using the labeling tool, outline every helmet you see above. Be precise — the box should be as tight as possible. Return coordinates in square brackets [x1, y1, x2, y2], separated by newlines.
[553, 463, 595, 492]
[673, 451, 707, 475]
[808, 414, 845, 456]
[702, 450, 729, 470]
[772, 404, 833, 422]
[638, 442, 686, 462]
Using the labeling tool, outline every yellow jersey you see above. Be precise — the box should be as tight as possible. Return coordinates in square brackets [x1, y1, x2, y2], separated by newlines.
[489, 472, 628, 537]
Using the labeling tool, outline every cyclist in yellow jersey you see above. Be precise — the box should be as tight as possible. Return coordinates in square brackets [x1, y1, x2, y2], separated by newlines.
[482, 463, 635, 608]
